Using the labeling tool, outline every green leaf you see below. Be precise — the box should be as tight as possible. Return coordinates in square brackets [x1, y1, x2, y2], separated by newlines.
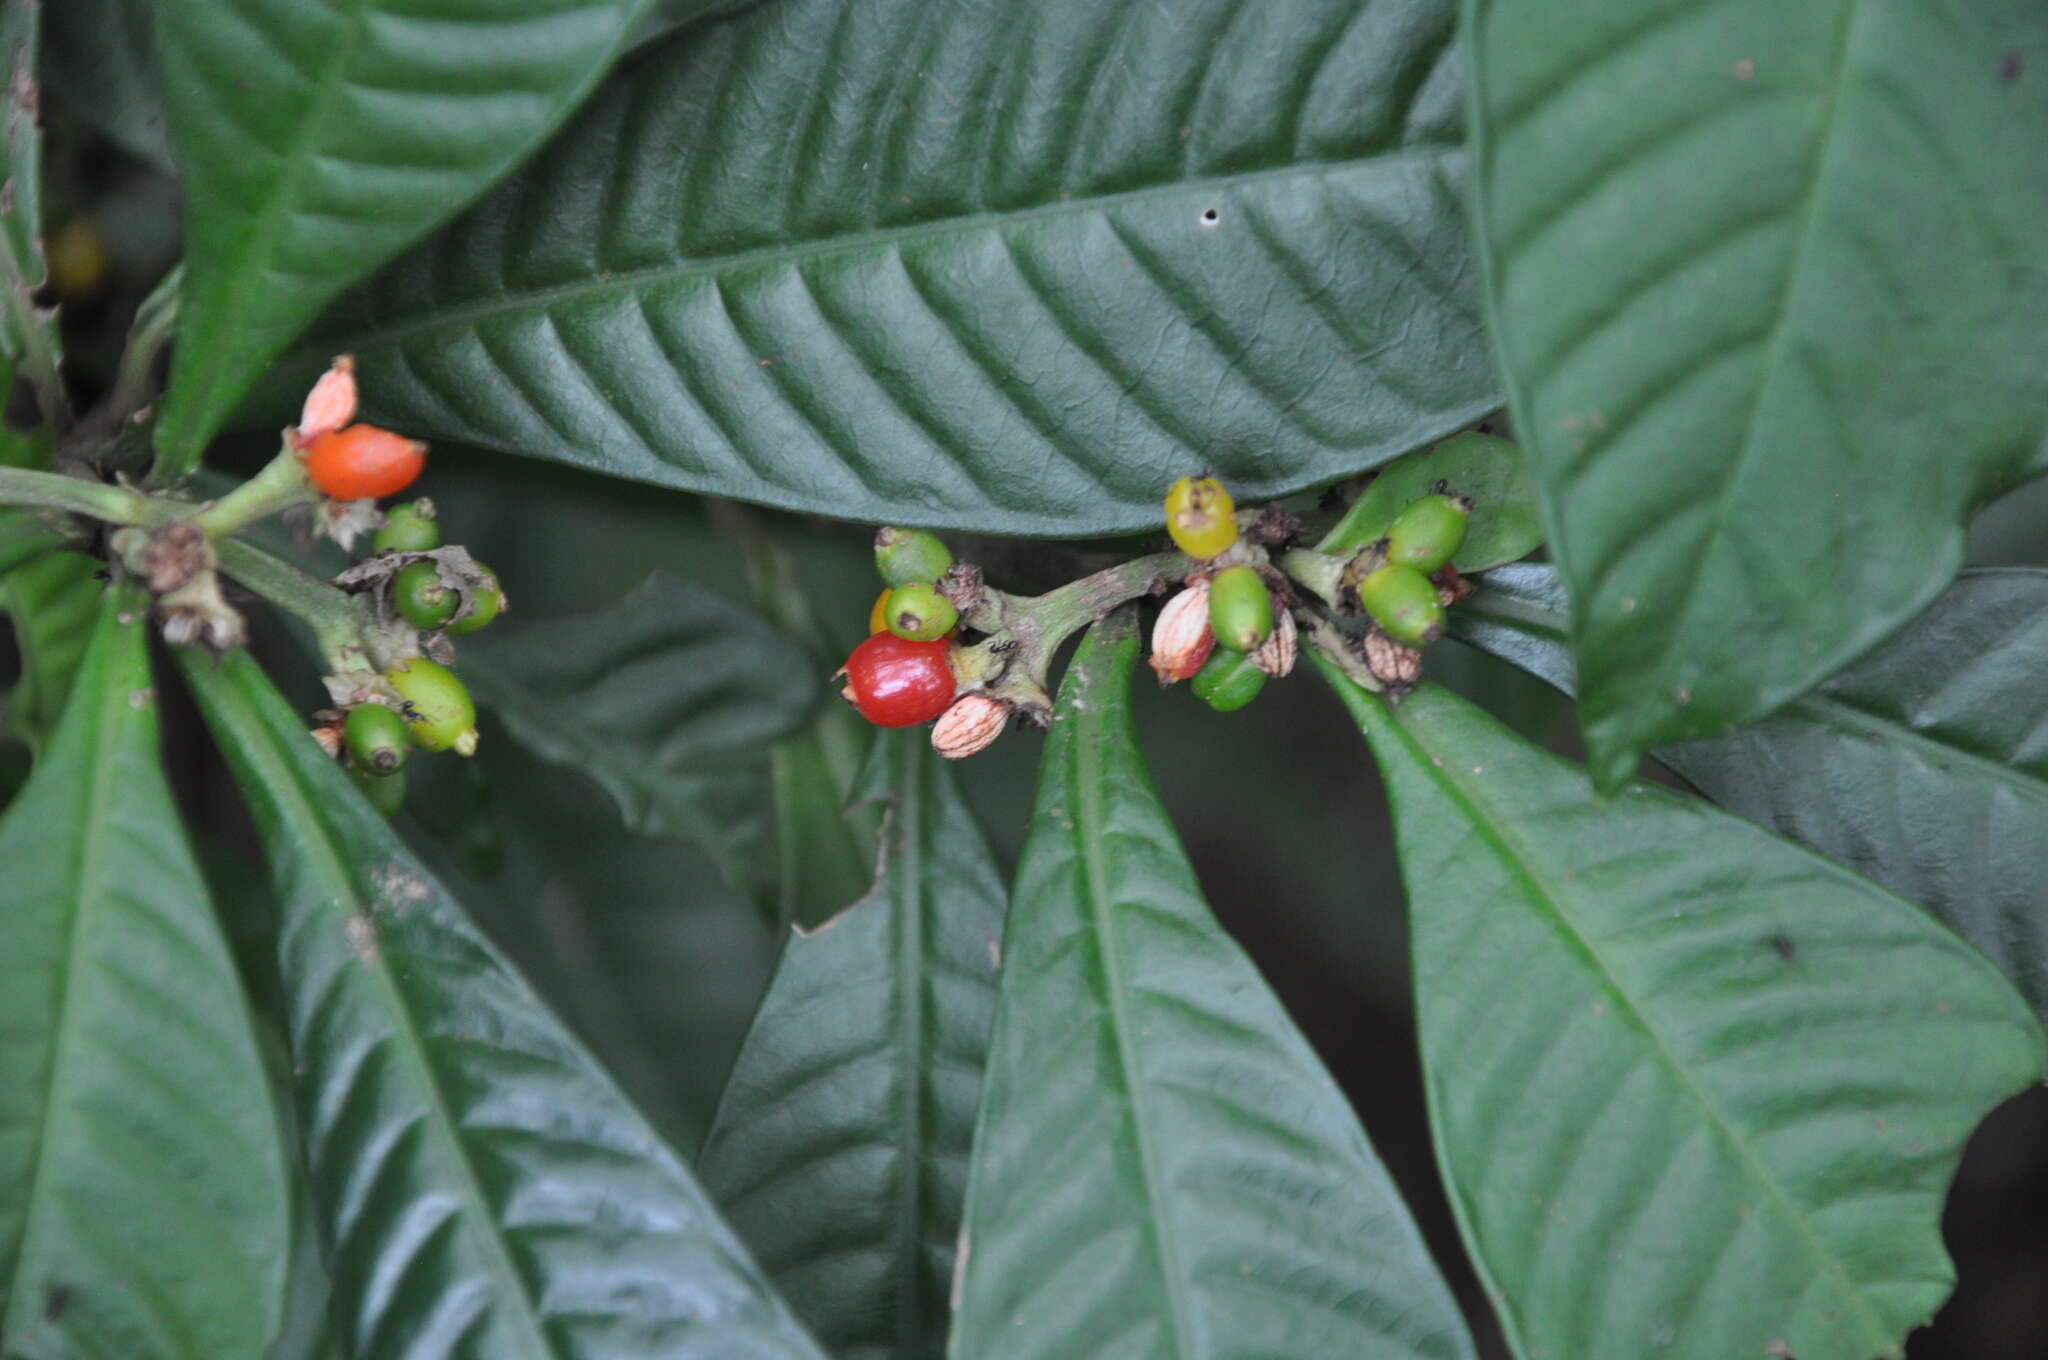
[951, 610, 1475, 1360]
[1317, 429, 1542, 567]
[152, 0, 674, 475]
[457, 572, 819, 893]
[3, 551, 108, 753]
[1326, 671, 2045, 1360]
[700, 729, 1006, 1358]
[1465, 0, 2048, 790]
[0, 590, 290, 1357]
[176, 646, 827, 1359]
[46, 0, 173, 173]
[1457, 562, 2048, 1029]
[0, 512, 62, 579]
[259, 0, 1495, 535]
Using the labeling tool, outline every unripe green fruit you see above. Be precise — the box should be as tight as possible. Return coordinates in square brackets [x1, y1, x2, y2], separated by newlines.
[1207, 565, 1273, 652]
[373, 499, 441, 553]
[1191, 648, 1267, 712]
[343, 702, 410, 775]
[1384, 494, 1472, 573]
[885, 580, 958, 642]
[448, 565, 505, 635]
[348, 764, 407, 818]
[385, 657, 479, 755]
[874, 527, 954, 587]
[393, 562, 458, 630]
[1360, 564, 1445, 647]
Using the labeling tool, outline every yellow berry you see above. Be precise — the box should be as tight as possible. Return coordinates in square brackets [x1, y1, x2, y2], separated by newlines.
[1164, 475, 1239, 560]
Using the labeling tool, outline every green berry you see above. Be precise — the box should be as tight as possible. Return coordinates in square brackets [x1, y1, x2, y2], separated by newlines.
[393, 562, 459, 630]
[874, 527, 954, 586]
[1384, 494, 1472, 573]
[448, 565, 505, 635]
[348, 764, 407, 818]
[1360, 564, 1445, 647]
[372, 499, 441, 553]
[1191, 648, 1267, 712]
[342, 702, 410, 775]
[385, 657, 479, 755]
[1206, 565, 1273, 653]
[885, 580, 958, 641]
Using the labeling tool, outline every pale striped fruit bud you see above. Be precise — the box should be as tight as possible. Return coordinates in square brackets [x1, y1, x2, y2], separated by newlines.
[294, 355, 358, 446]
[931, 693, 1008, 760]
[1251, 606, 1297, 678]
[1149, 580, 1215, 684]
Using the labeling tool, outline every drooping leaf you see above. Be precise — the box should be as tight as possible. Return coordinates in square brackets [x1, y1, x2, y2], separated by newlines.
[1317, 428, 1542, 567]
[45, 0, 173, 173]
[951, 610, 1475, 1360]
[0, 590, 290, 1358]
[1455, 562, 2048, 1028]
[1326, 670, 2045, 1360]
[457, 572, 819, 893]
[2, 551, 108, 753]
[257, 0, 1496, 534]
[176, 646, 827, 1359]
[1465, 0, 2048, 790]
[152, 0, 682, 475]
[700, 729, 1006, 1358]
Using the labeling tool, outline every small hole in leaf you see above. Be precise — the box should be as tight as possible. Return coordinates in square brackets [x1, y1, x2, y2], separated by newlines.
[1199, 208, 1220, 226]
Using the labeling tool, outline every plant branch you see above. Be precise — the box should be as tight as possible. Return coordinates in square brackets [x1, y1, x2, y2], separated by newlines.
[214, 536, 362, 659]
[191, 441, 316, 537]
[0, 465, 154, 525]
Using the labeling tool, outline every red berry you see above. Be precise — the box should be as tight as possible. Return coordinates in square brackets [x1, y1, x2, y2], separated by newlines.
[303, 424, 427, 501]
[840, 632, 955, 727]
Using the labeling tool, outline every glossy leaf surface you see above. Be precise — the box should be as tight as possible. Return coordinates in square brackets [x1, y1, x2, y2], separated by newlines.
[951, 611, 1474, 1359]
[701, 730, 1006, 1358]
[1465, 0, 2048, 789]
[1329, 671, 2044, 1360]
[263, 0, 1496, 534]
[1318, 429, 1541, 568]
[178, 647, 826, 1359]
[457, 573, 819, 893]
[0, 592, 288, 1357]
[1457, 562, 2048, 1026]
[154, 0, 669, 473]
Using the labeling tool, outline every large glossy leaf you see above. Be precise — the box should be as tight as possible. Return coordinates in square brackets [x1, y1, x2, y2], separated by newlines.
[46, 0, 173, 173]
[1465, 0, 2048, 790]
[700, 730, 1006, 1358]
[258, 0, 1496, 534]
[1456, 562, 2048, 1028]
[457, 572, 819, 893]
[177, 646, 827, 1359]
[0, 590, 289, 1357]
[152, 0, 679, 475]
[2, 551, 109, 753]
[951, 610, 1475, 1359]
[1327, 671, 2045, 1360]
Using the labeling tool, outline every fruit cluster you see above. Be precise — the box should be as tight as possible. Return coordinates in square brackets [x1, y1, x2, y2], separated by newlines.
[291, 357, 507, 816]
[1151, 475, 1298, 712]
[838, 528, 1010, 759]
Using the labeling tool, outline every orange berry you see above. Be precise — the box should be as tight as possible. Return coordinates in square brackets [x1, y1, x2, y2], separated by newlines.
[303, 424, 426, 501]
[869, 588, 892, 634]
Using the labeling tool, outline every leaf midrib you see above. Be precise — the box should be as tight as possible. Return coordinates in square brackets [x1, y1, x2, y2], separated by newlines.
[316, 147, 1457, 352]
[215, 666, 558, 1360]
[1787, 690, 2048, 805]
[1377, 690, 1896, 1352]
[1070, 638, 1199, 1356]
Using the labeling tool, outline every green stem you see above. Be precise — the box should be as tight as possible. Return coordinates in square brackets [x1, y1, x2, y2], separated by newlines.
[1276, 548, 1350, 611]
[191, 442, 315, 537]
[108, 264, 183, 425]
[0, 465, 154, 524]
[1022, 548, 1188, 657]
[214, 537, 361, 660]
[1, 263, 72, 435]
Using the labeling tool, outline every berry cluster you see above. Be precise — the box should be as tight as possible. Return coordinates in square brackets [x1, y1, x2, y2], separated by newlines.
[1150, 475, 1298, 711]
[291, 357, 508, 816]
